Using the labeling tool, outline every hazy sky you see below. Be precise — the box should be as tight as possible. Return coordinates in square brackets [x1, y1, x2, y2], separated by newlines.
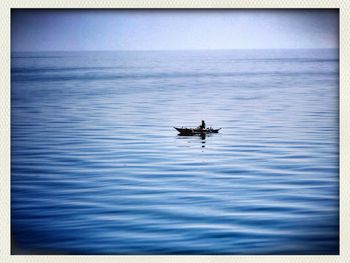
[11, 9, 339, 52]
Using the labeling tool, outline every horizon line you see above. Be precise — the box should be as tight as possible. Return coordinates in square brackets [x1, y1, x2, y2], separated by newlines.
[11, 47, 339, 53]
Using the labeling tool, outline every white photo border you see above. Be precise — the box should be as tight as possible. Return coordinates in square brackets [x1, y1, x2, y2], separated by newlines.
[1, 1, 349, 262]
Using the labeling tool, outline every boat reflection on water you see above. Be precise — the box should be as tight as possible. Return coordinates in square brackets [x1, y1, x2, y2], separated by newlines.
[176, 132, 211, 148]
[200, 133, 206, 148]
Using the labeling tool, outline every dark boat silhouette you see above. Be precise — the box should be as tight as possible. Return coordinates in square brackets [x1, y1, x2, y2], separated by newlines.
[174, 127, 221, 136]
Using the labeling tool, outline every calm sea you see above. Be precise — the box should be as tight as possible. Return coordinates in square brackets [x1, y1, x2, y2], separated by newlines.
[11, 49, 339, 255]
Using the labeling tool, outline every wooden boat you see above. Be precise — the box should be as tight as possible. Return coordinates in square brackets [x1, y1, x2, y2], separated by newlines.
[174, 127, 221, 136]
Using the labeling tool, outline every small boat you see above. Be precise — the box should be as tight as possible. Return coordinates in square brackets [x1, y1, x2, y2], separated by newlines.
[174, 127, 221, 136]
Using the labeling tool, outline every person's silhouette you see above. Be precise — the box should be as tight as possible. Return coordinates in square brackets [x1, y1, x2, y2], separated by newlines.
[200, 120, 206, 129]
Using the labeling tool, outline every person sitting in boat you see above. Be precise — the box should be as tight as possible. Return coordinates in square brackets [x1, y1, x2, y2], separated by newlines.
[200, 120, 206, 130]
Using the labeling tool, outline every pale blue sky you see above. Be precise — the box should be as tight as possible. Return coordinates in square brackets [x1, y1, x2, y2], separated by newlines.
[11, 9, 339, 52]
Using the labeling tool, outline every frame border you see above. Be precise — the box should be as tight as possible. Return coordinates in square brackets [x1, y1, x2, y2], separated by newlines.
[1, 1, 349, 263]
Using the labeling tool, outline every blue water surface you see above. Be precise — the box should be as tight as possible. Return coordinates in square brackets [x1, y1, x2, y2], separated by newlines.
[11, 49, 339, 255]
